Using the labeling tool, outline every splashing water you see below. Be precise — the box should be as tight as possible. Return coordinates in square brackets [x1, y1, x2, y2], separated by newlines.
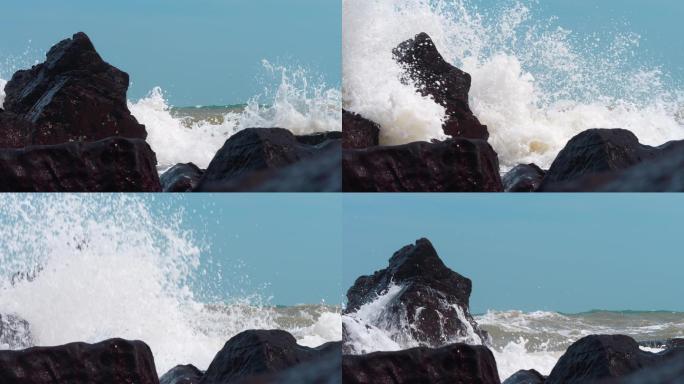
[343, 0, 684, 169]
[342, 282, 684, 381]
[0, 195, 340, 373]
[342, 284, 484, 355]
[129, 62, 341, 170]
[2, 57, 340, 170]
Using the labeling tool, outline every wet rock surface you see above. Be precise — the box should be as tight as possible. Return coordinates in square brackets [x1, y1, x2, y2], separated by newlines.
[199, 330, 339, 384]
[393, 32, 488, 140]
[342, 138, 502, 192]
[160, 163, 204, 192]
[539, 129, 684, 191]
[342, 110, 380, 149]
[234, 347, 341, 384]
[0, 137, 161, 192]
[503, 163, 545, 192]
[195, 128, 340, 192]
[160, 365, 204, 384]
[0, 338, 159, 384]
[546, 334, 682, 384]
[3, 32, 146, 146]
[502, 369, 545, 384]
[343, 343, 501, 384]
[345, 238, 487, 349]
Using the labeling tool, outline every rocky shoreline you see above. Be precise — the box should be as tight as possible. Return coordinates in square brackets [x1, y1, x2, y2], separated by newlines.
[342, 32, 684, 192]
[0, 32, 341, 192]
[0, 325, 340, 384]
[341, 238, 684, 383]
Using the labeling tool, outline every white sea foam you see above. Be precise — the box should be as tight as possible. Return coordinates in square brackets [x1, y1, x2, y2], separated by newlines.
[0, 78, 6, 107]
[130, 62, 341, 169]
[343, 288, 684, 381]
[342, 284, 484, 355]
[342, 0, 684, 169]
[0, 195, 341, 374]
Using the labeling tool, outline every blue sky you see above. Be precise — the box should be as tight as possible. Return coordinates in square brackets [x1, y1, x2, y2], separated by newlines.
[343, 195, 684, 314]
[0, 0, 341, 106]
[166, 194, 342, 306]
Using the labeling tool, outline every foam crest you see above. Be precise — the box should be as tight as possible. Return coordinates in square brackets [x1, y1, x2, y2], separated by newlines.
[128, 87, 240, 169]
[343, 0, 684, 169]
[130, 62, 340, 170]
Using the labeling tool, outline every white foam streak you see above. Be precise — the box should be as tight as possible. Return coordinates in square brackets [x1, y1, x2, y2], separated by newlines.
[343, 0, 684, 169]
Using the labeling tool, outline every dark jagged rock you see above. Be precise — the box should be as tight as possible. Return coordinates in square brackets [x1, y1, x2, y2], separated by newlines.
[503, 164, 545, 192]
[160, 364, 204, 384]
[342, 343, 501, 384]
[160, 163, 204, 192]
[295, 131, 343, 146]
[199, 144, 341, 192]
[0, 338, 159, 384]
[342, 110, 380, 149]
[543, 141, 684, 192]
[0, 109, 33, 148]
[199, 330, 338, 384]
[610, 349, 684, 384]
[342, 138, 502, 192]
[546, 334, 681, 384]
[344, 238, 487, 350]
[195, 128, 339, 192]
[3, 32, 146, 146]
[393, 32, 488, 140]
[0, 137, 161, 192]
[539, 129, 684, 190]
[502, 369, 545, 384]
[235, 347, 341, 384]
[0, 314, 33, 350]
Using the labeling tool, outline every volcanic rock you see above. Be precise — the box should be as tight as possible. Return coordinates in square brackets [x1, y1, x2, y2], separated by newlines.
[0, 109, 33, 148]
[503, 164, 545, 192]
[502, 369, 545, 384]
[3, 32, 146, 146]
[539, 129, 684, 190]
[546, 334, 681, 384]
[0, 314, 33, 350]
[0, 338, 159, 384]
[342, 343, 501, 384]
[235, 346, 341, 384]
[610, 348, 684, 383]
[199, 330, 339, 384]
[0, 137, 161, 192]
[195, 128, 340, 192]
[295, 131, 343, 146]
[160, 163, 204, 192]
[344, 238, 487, 349]
[393, 32, 488, 140]
[342, 110, 380, 149]
[160, 364, 204, 384]
[342, 138, 502, 192]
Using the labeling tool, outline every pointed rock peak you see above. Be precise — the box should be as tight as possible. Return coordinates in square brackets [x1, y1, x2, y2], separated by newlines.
[43, 32, 105, 73]
[386, 238, 454, 282]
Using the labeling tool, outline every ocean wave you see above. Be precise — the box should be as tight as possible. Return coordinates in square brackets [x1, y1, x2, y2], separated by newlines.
[0, 195, 341, 374]
[130, 61, 341, 170]
[342, 0, 684, 169]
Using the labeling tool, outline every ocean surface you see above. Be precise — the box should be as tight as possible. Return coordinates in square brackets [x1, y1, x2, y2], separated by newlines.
[0, 195, 341, 374]
[343, 0, 684, 170]
[342, 283, 684, 381]
[0, 60, 341, 171]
